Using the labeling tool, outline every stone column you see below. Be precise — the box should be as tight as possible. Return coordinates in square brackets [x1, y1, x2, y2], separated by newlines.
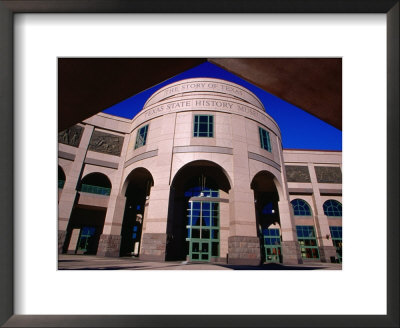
[138, 113, 176, 261]
[277, 149, 303, 265]
[139, 184, 169, 261]
[58, 125, 94, 253]
[227, 116, 260, 266]
[97, 134, 130, 257]
[227, 188, 261, 266]
[308, 163, 337, 262]
[278, 200, 303, 265]
[97, 194, 126, 257]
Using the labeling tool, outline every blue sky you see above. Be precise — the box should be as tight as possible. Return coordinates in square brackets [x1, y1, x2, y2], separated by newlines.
[103, 62, 342, 150]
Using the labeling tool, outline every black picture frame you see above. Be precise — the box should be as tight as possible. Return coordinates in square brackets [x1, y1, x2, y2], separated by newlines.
[0, 1, 398, 327]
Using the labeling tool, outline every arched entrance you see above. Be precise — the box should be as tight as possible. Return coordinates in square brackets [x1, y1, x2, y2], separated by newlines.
[64, 172, 111, 255]
[251, 171, 281, 263]
[120, 168, 154, 257]
[166, 160, 231, 262]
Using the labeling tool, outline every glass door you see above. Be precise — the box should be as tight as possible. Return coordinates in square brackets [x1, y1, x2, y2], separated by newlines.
[296, 226, 320, 260]
[329, 226, 342, 263]
[262, 228, 282, 263]
[186, 201, 219, 261]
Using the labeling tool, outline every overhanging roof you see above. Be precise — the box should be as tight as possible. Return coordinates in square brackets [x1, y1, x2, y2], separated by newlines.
[58, 58, 342, 131]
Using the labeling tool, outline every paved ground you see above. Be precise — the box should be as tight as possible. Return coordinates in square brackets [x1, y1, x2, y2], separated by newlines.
[58, 255, 342, 270]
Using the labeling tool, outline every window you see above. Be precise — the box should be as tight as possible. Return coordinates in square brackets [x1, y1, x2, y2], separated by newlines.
[79, 173, 112, 195]
[296, 226, 320, 259]
[329, 226, 342, 263]
[186, 201, 220, 261]
[262, 228, 282, 263]
[80, 184, 111, 195]
[193, 115, 213, 137]
[135, 125, 148, 149]
[291, 199, 312, 216]
[323, 199, 342, 217]
[184, 186, 219, 198]
[259, 127, 271, 152]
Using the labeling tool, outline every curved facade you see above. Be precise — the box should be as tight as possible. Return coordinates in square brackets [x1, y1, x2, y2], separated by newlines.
[58, 78, 342, 265]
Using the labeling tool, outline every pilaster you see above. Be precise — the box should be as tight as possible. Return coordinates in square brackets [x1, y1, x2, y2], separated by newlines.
[278, 200, 303, 264]
[139, 185, 170, 260]
[308, 163, 336, 262]
[58, 125, 94, 252]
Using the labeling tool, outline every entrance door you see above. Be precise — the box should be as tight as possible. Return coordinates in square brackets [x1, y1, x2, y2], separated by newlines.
[186, 201, 219, 261]
[296, 226, 320, 260]
[329, 226, 342, 263]
[262, 228, 282, 263]
[77, 226, 96, 254]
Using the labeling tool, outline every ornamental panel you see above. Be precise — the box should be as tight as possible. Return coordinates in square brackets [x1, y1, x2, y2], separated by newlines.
[58, 125, 83, 148]
[285, 165, 311, 183]
[88, 130, 124, 156]
[315, 166, 342, 183]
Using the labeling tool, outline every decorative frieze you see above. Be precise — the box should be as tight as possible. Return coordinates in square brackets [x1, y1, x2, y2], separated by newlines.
[58, 125, 83, 147]
[285, 165, 311, 183]
[315, 166, 342, 184]
[88, 130, 124, 156]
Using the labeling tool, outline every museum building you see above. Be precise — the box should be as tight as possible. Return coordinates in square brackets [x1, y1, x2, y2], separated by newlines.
[58, 78, 342, 265]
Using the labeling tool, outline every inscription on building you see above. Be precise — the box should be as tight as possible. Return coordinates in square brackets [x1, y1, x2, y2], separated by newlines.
[163, 82, 246, 98]
[142, 98, 269, 125]
[315, 166, 342, 183]
[88, 131, 124, 156]
[58, 125, 83, 148]
[146, 80, 263, 108]
[285, 165, 311, 183]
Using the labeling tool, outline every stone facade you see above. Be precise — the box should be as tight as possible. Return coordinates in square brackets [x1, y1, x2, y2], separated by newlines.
[227, 236, 261, 265]
[58, 78, 342, 266]
[97, 234, 122, 257]
[140, 233, 167, 261]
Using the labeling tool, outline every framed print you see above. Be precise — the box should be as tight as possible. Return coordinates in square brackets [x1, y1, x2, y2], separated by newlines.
[0, 1, 398, 327]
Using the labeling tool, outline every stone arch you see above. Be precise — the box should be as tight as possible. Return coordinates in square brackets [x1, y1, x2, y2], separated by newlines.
[166, 160, 232, 261]
[250, 170, 283, 263]
[79, 172, 112, 195]
[250, 169, 284, 201]
[64, 171, 112, 256]
[171, 159, 232, 191]
[81, 165, 114, 189]
[121, 167, 155, 196]
[119, 167, 154, 257]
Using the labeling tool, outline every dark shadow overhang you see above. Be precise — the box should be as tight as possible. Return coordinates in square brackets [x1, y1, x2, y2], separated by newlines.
[58, 58, 342, 131]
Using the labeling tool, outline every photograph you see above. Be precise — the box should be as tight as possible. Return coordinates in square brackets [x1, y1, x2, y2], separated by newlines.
[57, 58, 343, 271]
[1, 3, 397, 324]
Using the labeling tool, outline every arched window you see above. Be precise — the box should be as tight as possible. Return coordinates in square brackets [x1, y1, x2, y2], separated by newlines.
[291, 199, 312, 216]
[323, 200, 342, 217]
[80, 173, 111, 195]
